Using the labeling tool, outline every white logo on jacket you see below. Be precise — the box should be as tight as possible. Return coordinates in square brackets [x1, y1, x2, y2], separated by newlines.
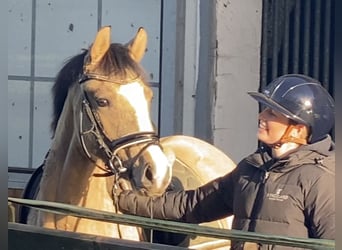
[266, 188, 289, 201]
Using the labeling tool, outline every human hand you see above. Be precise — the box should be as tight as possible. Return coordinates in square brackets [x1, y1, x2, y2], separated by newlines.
[117, 178, 131, 191]
[117, 189, 141, 214]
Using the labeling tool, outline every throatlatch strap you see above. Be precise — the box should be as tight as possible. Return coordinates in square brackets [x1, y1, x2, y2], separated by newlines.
[279, 124, 307, 145]
[271, 124, 307, 148]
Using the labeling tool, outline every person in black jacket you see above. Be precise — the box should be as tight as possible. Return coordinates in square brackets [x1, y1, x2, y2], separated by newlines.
[118, 74, 335, 249]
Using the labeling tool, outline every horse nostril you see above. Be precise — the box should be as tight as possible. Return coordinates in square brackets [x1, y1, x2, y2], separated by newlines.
[144, 165, 153, 182]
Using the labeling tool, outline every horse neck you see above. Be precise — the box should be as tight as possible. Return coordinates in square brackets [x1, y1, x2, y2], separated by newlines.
[49, 84, 81, 163]
[42, 83, 115, 197]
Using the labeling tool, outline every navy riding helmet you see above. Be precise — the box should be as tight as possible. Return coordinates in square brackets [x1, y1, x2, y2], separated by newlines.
[248, 74, 335, 143]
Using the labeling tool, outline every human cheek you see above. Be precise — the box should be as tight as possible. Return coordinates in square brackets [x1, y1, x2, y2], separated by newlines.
[257, 121, 269, 140]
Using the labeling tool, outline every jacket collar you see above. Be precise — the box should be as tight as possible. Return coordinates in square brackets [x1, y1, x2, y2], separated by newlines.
[246, 135, 334, 171]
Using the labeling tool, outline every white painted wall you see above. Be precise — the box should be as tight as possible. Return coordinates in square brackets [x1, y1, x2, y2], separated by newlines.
[177, 0, 263, 163]
[182, 0, 200, 135]
[212, 0, 263, 163]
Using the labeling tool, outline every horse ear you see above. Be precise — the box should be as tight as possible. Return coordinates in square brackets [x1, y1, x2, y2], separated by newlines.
[88, 26, 111, 67]
[127, 27, 147, 62]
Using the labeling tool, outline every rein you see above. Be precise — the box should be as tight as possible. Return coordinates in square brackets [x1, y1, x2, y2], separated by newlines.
[78, 66, 160, 241]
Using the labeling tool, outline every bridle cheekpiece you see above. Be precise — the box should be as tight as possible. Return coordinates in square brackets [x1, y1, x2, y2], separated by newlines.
[78, 70, 159, 176]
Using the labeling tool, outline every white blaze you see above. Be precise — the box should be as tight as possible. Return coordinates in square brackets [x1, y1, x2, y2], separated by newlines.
[118, 82, 154, 131]
[118, 82, 172, 187]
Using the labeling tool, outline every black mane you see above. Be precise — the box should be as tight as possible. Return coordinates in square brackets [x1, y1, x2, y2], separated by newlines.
[50, 43, 147, 136]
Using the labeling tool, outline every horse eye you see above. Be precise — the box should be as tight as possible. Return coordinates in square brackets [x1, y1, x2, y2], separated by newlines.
[96, 98, 109, 107]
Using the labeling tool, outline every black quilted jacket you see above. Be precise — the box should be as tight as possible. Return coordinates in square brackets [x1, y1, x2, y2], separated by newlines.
[119, 135, 335, 249]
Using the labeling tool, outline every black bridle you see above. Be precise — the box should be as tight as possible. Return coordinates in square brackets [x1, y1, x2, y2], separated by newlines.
[78, 73, 160, 176]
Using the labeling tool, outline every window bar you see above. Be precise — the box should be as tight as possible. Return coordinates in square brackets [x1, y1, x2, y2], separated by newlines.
[313, 0, 322, 79]
[292, 0, 301, 73]
[271, 0, 280, 80]
[282, 1, 290, 75]
[303, 0, 311, 75]
[260, 0, 269, 90]
[322, 0, 331, 89]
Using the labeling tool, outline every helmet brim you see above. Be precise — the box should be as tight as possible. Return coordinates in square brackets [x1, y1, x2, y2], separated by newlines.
[248, 91, 309, 126]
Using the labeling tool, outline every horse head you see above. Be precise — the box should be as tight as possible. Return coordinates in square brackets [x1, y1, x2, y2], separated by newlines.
[76, 26, 174, 196]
